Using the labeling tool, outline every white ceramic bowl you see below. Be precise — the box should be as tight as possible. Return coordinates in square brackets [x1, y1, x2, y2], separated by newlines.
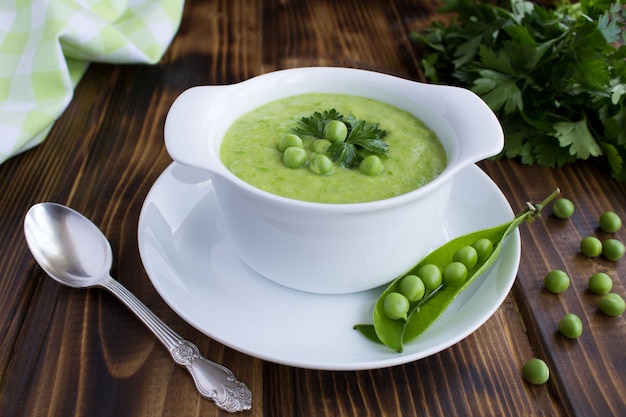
[164, 67, 503, 294]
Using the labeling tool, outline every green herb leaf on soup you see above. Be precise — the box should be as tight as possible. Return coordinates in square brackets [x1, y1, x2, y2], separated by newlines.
[292, 109, 343, 139]
[293, 109, 388, 168]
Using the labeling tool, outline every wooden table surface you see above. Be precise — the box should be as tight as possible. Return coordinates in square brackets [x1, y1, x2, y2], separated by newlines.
[1, 1, 624, 416]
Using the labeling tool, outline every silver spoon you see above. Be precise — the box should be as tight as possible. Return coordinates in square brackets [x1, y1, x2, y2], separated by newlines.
[24, 202, 252, 413]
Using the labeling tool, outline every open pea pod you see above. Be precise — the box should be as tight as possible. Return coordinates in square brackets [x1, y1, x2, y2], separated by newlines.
[355, 189, 559, 352]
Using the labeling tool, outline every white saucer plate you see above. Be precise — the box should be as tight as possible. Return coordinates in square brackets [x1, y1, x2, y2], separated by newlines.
[138, 163, 520, 370]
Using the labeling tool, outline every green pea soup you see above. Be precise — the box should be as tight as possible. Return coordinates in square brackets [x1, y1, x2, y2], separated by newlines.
[219, 93, 447, 203]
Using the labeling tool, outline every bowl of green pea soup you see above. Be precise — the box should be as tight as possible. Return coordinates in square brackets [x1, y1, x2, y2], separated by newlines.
[165, 67, 503, 294]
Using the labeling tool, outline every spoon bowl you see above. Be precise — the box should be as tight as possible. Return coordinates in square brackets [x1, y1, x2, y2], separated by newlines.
[24, 202, 111, 288]
[24, 202, 252, 413]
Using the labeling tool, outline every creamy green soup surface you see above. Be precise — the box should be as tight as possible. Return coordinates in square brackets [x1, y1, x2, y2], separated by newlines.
[220, 93, 447, 203]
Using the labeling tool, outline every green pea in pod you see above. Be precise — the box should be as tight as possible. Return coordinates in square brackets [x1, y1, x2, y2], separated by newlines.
[354, 189, 560, 352]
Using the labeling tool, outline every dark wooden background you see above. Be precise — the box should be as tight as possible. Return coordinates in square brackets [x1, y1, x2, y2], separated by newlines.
[1, 1, 624, 416]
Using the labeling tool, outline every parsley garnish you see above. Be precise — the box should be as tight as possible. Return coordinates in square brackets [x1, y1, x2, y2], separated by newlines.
[412, 0, 626, 181]
[292, 109, 343, 138]
[292, 110, 388, 168]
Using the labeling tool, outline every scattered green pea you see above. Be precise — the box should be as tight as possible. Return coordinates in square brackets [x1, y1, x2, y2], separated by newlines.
[599, 293, 626, 317]
[522, 358, 550, 385]
[323, 120, 348, 142]
[308, 154, 334, 175]
[580, 236, 602, 257]
[311, 139, 332, 154]
[359, 155, 383, 176]
[418, 264, 442, 291]
[282, 146, 307, 169]
[588, 272, 613, 295]
[558, 313, 583, 339]
[602, 238, 625, 261]
[453, 245, 478, 269]
[442, 262, 468, 288]
[552, 198, 574, 219]
[472, 238, 493, 263]
[278, 133, 303, 152]
[599, 211, 622, 233]
[383, 292, 410, 320]
[544, 269, 570, 294]
[398, 275, 425, 302]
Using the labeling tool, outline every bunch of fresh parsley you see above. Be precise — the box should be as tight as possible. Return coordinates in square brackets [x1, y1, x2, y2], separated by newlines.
[292, 109, 388, 168]
[412, 0, 626, 180]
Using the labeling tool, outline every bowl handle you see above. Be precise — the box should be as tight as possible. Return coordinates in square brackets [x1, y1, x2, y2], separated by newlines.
[164, 86, 230, 171]
[431, 84, 504, 172]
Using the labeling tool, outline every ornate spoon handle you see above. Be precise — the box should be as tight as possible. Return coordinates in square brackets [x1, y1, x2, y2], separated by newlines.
[102, 276, 252, 413]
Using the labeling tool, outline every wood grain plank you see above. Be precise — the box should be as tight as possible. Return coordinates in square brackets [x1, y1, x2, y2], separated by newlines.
[260, 0, 426, 78]
[482, 159, 626, 416]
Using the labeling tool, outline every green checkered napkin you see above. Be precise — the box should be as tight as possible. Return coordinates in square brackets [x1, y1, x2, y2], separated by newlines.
[0, 0, 184, 165]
